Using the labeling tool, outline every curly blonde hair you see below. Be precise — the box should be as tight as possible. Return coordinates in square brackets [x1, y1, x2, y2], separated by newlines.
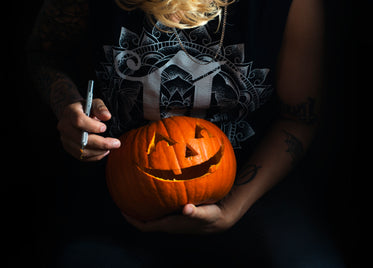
[115, 0, 234, 29]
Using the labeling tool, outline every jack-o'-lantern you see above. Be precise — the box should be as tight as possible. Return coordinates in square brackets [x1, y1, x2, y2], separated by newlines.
[106, 116, 236, 221]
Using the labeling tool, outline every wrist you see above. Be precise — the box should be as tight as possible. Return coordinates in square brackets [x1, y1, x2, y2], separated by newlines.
[50, 79, 84, 119]
[219, 183, 258, 225]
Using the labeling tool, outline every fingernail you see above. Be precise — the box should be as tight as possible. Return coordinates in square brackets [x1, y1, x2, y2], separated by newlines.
[100, 125, 106, 132]
[183, 204, 194, 216]
[112, 140, 121, 148]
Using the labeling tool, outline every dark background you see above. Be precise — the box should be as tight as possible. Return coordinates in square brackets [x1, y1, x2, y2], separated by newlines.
[2, 0, 361, 267]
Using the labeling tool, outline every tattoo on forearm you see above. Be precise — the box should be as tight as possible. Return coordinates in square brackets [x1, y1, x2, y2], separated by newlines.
[235, 164, 262, 186]
[282, 130, 304, 165]
[281, 97, 318, 125]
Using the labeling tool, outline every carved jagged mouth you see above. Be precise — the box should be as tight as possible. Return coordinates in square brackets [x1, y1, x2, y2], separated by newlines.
[137, 145, 224, 181]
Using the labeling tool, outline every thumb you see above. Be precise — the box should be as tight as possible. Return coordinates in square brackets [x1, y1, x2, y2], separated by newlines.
[182, 204, 220, 222]
[182, 204, 196, 216]
[91, 98, 111, 121]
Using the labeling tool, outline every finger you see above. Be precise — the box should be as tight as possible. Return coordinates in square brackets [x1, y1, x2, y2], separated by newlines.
[59, 123, 120, 151]
[70, 110, 107, 133]
[91, 98, 111, 121]
[80, 148, 110, 162]
[86, 135, 121, 150]
[182, 204, 195, 216]
[182, 204, 221, 222]
[61, 135, 110, 161]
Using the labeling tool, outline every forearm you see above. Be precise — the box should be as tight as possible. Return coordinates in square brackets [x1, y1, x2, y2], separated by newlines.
[223, 0, 326, 220]
[27, 0, 89, 119]
[224, 118, 316, 219]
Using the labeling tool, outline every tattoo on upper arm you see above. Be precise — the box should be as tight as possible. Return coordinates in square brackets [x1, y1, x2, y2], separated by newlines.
[281, 97, 318, 125]
[235, 164, 262, 186]
[283, 130, 304, 165]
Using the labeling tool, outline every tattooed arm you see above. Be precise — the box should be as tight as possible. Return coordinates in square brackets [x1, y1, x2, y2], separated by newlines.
[28, 0, 121, 161]
[223, 0, 324, 223]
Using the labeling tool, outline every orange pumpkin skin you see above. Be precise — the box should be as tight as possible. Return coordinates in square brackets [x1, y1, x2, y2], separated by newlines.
[106, 116, 236, 221]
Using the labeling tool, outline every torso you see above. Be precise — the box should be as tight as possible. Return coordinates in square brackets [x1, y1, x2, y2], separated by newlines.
[90, 0, 292, 154]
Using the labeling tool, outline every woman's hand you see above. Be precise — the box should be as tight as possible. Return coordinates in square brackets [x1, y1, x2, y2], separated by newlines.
[123, 197, 241, 234]
[57, 98, 121, 161]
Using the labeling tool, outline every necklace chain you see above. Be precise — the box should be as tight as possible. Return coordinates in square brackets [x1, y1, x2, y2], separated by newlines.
[173, 5, 228, 65]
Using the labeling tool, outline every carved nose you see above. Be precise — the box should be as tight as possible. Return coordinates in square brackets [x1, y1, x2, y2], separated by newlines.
[185, 145, 198, 158]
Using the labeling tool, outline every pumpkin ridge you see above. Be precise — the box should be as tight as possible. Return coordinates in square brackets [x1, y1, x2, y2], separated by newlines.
[134, 124, 148, 168]
[148, 171, 168, 210]
[162, 116, 186, 171]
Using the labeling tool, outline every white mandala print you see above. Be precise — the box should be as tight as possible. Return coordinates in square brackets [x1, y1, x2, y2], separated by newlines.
[96, 22, 272, 149]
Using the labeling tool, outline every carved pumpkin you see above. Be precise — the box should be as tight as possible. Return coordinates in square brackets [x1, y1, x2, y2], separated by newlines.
[106, 116, 236, 221]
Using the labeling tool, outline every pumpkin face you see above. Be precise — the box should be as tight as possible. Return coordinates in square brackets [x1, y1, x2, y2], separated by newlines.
[106, 116, 236, 221]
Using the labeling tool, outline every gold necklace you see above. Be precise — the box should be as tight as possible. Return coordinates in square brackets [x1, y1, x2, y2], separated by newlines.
[173, 4, 228, 65]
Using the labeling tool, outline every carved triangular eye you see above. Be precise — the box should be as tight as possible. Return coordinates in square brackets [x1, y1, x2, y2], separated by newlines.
[195, 124, 211, 139]
[147, 133, 176, 155]
[185, 145, 199, 158]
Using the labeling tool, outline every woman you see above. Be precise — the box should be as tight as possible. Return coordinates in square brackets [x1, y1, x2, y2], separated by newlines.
[28, 0, 344, 266]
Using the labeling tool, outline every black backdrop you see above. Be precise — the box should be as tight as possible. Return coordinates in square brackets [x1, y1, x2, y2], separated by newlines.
[2, 0, 360, 267]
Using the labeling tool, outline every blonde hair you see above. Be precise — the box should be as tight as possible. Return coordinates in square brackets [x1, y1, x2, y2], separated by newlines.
[115, 0, 234, 29]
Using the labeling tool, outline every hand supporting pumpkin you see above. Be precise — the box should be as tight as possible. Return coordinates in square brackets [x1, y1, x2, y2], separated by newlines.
[122, 182, 256, 234]
[121, 124, 305, 235]
[122, 201, 238, 234]
[57, 98, 121, 161]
